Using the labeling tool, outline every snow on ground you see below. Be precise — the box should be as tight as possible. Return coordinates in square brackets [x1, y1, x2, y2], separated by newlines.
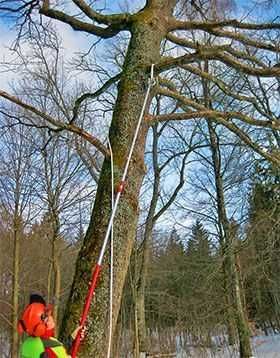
[176, 335, 280, 358]
[252, 335, 280, 358]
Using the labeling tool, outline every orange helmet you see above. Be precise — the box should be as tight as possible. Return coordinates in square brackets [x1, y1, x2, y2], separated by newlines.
[17, 302, 48, 337]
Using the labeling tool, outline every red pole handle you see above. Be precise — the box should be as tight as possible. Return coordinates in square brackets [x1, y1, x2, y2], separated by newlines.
[117, 180, 126, 193]
[71, 264, 102, 358]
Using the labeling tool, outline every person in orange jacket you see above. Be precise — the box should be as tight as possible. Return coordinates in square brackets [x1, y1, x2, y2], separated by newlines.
[18, 294, 84, 358]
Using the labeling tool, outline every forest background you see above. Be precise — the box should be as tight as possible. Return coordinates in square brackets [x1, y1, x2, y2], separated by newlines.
[0, 0, 279, 357]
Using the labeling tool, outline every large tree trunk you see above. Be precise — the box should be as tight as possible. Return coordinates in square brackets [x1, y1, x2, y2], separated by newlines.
[60, 2, 176, 356]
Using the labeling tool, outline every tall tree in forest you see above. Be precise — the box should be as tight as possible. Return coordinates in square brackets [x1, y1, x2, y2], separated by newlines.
[201, 57, 252, 354]
[134, 104, 203, 356]
[185, 220, 217, 343]
[146, 223, 217, 352]
[0, 208, 13, 357]
[0, 113, 37, 357]
[187, 220, 211, 258]
[1, 1, 280, 355]
[148, 228, 187, 330]
[245, 163, 280, 331]
[37, 133, 93, 326]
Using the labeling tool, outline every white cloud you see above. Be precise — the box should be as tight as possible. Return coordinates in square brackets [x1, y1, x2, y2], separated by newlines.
[54, 20, 92, 57]
[0, 17, 93, 91]
[0, 21, 18, 90]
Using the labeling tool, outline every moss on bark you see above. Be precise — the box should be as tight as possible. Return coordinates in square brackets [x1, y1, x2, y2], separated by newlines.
[60, 2, 176, 357]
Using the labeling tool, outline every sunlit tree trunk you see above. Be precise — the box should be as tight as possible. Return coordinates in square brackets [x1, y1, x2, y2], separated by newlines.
[60, 3, 176, 356]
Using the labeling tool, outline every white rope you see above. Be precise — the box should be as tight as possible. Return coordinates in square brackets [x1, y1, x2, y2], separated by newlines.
[107, 137, 114, 358]
[97, 64, 155, 266]
[98, 65, 155, 357]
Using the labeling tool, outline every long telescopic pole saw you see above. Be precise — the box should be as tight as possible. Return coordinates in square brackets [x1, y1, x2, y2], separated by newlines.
[71, 65, 155, 358]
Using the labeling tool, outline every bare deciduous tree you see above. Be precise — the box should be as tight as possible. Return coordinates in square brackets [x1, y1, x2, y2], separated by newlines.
[0, 1, 280, 355]
[0, 112, 38, 357]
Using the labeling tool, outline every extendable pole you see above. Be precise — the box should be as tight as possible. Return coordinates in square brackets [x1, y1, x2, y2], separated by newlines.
[71, 65, 155, 357]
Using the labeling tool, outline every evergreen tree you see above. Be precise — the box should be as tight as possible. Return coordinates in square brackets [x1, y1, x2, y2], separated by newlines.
[148, 229, 186, 328]
[245, 163, 280, 331]
[184, 221, 221, 336]
[187, 220, 212, 259]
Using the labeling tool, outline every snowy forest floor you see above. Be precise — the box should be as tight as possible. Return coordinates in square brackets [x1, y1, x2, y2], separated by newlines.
[176, 334, 280, 357]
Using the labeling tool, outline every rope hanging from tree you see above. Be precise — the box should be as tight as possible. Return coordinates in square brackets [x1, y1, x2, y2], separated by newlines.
[71, 64, 155, 358]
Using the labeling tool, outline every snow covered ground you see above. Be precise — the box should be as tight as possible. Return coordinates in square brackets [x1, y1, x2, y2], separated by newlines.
[251, 335, 280, 358]
[177, 335, 280, 358]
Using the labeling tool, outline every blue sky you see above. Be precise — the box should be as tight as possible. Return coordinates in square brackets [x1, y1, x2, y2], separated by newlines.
[234, 0, 280, 21]
[0, 0, 278, 233]
[1, 0, 279, 90]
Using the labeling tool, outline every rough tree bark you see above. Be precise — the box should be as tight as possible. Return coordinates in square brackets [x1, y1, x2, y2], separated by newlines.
[58, 3, 177, 356]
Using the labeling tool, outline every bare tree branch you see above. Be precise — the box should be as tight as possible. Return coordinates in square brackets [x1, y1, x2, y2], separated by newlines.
[71, 0, 131, 25]
[39, 1, 130, 38]
[149, 86, 280, 166]
[169, 18, 280, 32]
[157, 50, 280, 76]
[166, 33, 275, 67]
[206, 27, 280, 53]
[0, 90, 109, 157]
[71, 72, 121, 123]
[154, 87, 279, 129]
[175, 64, 275, 121]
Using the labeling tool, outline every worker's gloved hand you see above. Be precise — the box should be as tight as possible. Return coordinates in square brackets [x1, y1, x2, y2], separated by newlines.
[71, 325, 86, 341]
